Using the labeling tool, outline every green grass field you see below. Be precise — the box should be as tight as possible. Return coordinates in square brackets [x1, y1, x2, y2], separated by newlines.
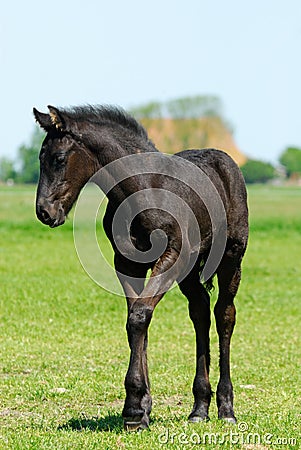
[0, 185, 300, 449]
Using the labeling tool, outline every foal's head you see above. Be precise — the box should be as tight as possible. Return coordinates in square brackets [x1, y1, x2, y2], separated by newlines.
[34, 106, 95, 227]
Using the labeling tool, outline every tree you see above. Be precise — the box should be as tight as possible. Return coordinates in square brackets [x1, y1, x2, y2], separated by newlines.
[130, 101, 163, 119]
[130, 95, 225, 121]
[279, 147, 301, 177]
[166, 95, 222, 119]
[240, 159, 276, 184]
[17, 126, 45, 183]
[0, 157, 17, 182]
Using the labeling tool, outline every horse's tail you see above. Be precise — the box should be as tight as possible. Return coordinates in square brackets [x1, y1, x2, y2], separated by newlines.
[199, 254, 215, 293]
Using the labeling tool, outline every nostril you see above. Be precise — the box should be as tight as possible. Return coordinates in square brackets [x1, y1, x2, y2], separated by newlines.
[41, 208, 50, 221]
[37, 205, 51, 223]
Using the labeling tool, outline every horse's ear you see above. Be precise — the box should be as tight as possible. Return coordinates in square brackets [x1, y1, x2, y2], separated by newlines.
[33, 108, 52, 131]
[47, 106, 77, 134]
[47, 106, 66, 132]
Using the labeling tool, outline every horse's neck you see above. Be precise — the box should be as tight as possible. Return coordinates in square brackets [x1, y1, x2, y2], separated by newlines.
[96, 135, 156, 164]
[88, 142, 143, 206]
[86, 124, 158, 205]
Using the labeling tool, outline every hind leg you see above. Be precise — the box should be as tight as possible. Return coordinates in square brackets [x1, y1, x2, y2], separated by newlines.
[214, 255, 242, 423]
[179, 265, 212, 421]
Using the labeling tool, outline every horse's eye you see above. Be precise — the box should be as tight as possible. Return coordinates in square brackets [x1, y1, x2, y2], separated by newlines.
[55, 153, 66, 164]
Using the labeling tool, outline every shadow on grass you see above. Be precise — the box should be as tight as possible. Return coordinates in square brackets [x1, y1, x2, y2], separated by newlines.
[58, 413, 123, 433]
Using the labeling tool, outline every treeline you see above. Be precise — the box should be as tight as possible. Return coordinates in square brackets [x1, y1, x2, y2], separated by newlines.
[130, 95, 224, 120]
[1, 96, 224, 185]
[240, 148, 301, 184]
[0, 96, 301, 185]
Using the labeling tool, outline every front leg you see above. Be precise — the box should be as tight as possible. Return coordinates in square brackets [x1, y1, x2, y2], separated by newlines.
[116, 249, 180, 430]
[123, 302, 153, 430]
[114, 254, 150, 430]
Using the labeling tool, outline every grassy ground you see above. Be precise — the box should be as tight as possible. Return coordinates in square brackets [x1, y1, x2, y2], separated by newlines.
[0, 184, 300, 449]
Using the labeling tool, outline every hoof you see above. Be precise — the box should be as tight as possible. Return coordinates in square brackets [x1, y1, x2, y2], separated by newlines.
[188, 414, 210, 423]
[123, 417, 148, 432]
[221, 416, 237, 424]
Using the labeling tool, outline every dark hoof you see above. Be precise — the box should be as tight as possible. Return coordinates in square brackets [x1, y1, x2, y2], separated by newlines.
[123, 417, 149, 432]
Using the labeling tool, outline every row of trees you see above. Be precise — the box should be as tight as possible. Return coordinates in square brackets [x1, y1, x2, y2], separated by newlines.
[0, 95, 301, 184]
[2, 129, 299, 185]
[130, 95, 224, 120]
[241, 147, 301, 184]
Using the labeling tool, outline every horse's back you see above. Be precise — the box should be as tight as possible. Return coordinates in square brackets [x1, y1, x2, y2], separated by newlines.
[174, 148, 245, 191]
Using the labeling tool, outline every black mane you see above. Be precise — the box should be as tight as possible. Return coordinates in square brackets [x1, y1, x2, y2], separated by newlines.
[61, 104, 149, 140]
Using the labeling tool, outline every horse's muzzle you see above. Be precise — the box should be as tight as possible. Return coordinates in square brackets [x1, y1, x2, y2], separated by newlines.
[36, 199, 66, 228]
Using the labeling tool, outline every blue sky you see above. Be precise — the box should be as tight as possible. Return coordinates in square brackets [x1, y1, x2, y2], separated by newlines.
[1, 0, 300, 163]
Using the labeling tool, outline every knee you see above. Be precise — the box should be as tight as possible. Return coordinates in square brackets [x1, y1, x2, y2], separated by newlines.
[127, 303, 154, 333]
